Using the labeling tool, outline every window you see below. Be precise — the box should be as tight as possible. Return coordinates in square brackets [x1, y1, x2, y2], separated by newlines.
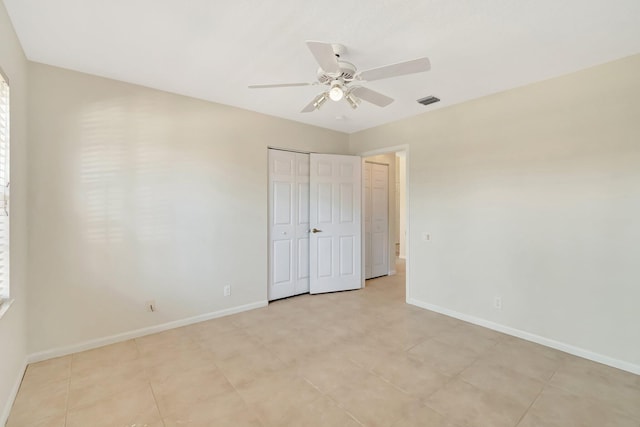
[0, 70, 9, 306]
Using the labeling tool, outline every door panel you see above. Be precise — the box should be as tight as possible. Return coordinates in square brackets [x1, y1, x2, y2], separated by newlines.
[273, 182, 292, 224]
[365, 162, 389, 279]
[318, 161, 332, 176]
[364, 163, 372, 279]
[372, 231, 385, 264]
[317, 183, 332, 223]
[297, 237, 309, 280]
[293, 153, 310, 295]
[298, 183, 309, 226]
[339, 183, 354, 222]
[273, 240, 292, 284]
[317, 237, 333, 277]
[268, 150, 310, 300]
[339, 236, 355, 276]
[310, 154, 362, 294]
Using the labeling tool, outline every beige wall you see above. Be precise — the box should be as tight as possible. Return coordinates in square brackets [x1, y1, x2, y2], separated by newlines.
[350, 55, 640, 370]
[0, 0, 29, 423]
[27, 63, 349, 354]
[25, 55, 640, 372]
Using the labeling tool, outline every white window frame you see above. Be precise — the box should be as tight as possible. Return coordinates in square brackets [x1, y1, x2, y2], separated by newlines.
[0, 67, 10, 314]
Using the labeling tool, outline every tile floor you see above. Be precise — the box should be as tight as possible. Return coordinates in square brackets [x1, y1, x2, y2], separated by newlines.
[7, 261, 640, 426]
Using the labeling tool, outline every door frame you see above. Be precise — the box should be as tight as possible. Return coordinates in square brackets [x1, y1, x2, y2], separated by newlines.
[357, 144, 410, 301]
[265, 144, 413, 301]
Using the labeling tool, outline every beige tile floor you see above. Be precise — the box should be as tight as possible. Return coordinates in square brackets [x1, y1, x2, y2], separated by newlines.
[8, 261, 640, 426]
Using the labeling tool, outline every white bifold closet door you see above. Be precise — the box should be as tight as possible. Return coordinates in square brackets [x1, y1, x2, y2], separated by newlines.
[269, 150, 362, 300]
[268, 149, 310, 301]
[364, 162, 389, 279]
[309, 153, 362, 294]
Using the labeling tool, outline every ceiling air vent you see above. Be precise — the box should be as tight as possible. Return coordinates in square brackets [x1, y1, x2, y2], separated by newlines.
[417, 96, 440, 106]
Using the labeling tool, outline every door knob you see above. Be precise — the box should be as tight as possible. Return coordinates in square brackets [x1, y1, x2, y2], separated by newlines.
[311, 228, 322, 233]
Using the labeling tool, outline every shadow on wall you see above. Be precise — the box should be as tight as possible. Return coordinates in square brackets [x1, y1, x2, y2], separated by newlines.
[79, 97, 172, 244]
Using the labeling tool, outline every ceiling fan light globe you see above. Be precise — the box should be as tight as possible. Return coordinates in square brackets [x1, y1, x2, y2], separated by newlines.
[329, 86, 344, 101]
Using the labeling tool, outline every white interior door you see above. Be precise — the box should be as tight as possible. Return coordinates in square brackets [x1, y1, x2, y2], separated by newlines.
[364, 163, 372, 279]
[309, 153, 362, 294]
[268, 149, 310, 301]
[365, 162, 389, 279]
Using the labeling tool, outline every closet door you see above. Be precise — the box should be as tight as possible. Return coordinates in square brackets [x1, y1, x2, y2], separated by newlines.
[365, 162, 389, 279]
[268, 149, 309, 301]
[293, 153, 310, 295]
[309, 153, 362, 294]
[364, 163, 373, 279]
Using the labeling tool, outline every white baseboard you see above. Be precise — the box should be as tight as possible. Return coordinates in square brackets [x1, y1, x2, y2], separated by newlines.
[27, 301, 268, 364]
[407, 297, 640, 376]
[0, 358, 27, 427]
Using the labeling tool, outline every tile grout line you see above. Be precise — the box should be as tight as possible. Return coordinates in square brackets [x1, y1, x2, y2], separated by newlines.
[146, 380, 166, 427]
[543, 362, 640, 423]
[132, 338, 166, 427]
[512, 355, 564, 426]
[314, 382, 366, 427]
[417, 353, 482, 425]
[300, 375, 365, 426]
[206, 343, 269, 427]
[512, 380, 546, 427]
[64, 356, 72, 427]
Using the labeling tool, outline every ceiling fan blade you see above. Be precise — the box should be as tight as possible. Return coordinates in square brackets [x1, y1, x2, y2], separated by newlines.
[248, 82, 313, 89]
[301, 93, 327, 113]
[358, 57, 431, 82]
[306, 41, 340, 74]
[350, 87, 394, 107]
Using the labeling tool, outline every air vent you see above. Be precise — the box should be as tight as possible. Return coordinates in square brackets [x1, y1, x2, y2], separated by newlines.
[417, 96, 440, 106]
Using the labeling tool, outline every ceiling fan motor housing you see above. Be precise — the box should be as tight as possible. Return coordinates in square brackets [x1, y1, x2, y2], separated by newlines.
[317, 61, 357, 84]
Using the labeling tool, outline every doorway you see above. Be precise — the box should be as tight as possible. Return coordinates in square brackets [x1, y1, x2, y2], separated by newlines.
[360, 146, 409, 297]
[267, 146, 409, 301]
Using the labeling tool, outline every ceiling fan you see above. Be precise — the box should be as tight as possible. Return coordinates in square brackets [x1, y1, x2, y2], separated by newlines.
[248, 41, 431, 113]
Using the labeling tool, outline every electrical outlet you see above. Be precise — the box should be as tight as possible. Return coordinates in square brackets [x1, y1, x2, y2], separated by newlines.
[146, 300, 156, 312]
[494, 296, 502, 310]
[224, 285, 231, 297]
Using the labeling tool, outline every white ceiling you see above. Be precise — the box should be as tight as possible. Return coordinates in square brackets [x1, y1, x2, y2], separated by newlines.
[5, 0, 640, 133]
